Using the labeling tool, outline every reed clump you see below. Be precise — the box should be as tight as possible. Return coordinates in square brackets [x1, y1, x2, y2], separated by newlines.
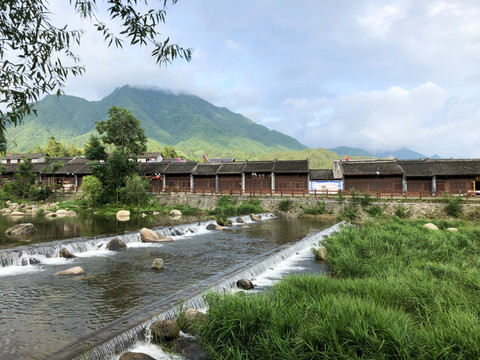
[197, 218, 480, 359]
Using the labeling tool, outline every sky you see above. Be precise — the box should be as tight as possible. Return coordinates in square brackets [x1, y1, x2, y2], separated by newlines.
[46, 0, 480, 158]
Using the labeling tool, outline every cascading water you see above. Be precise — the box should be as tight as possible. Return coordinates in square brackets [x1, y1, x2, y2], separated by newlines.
[0, 214, 334, 360]
[74, 222, 343, 360]
[0, 214, 273, 271]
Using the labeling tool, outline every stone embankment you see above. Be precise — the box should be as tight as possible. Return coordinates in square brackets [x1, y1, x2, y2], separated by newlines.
[154, 192, 480, 219]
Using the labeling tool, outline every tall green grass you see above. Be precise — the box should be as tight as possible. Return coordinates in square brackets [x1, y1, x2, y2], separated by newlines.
[197, 218, 480, 359]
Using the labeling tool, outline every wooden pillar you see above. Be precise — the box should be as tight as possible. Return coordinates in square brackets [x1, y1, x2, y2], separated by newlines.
[271, 172, 275, 193]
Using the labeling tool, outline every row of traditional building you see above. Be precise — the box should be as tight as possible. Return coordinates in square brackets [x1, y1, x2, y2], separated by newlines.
[1, 153, 480, 196]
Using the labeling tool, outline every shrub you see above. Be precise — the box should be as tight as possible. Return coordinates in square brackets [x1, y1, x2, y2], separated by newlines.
[124, 173, 151, 205]
[360, 192, 373, 208]
[81, 175, 103, 206]
[278, 198, 294, 212]
[366, 204, 383, 217]
[444, 196, 463, 217]
[237, 199, 263, 215]
[303, 201, 328, 215]
[395, 205, 409, 218]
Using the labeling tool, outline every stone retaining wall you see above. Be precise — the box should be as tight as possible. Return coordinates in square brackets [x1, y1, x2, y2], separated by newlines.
[155, 193, 480, 220]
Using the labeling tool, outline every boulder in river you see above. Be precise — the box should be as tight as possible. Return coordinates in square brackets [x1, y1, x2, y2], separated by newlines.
[119, 353, 156, 360]
[106, 238, 127, 251]
[314, 247, 327, 261]
[140, 228, 172, 242]
[10, 211, 25, 217]
[236, 279, 254, 290]
[151, 258, 164, 269]
[169, 209, 182, 217]
[116, 210, 130, 221]
[178, 308, 208, 335]
[250, 214, 261, 221]
[59, 247, 76, 259]
[54, 266, 85, 276]
[150, 319, 180, 343]
[5, 223, 36, 236]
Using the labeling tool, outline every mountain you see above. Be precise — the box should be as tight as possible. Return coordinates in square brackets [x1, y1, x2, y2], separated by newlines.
[330, 146, 430, 160]
[5, 85, 307, 159]
[374, 147, 426, 159]
[254, 147, 341, 169]
[328, 146, 374, 157]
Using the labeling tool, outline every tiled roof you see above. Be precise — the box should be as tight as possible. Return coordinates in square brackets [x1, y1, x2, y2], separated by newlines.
[244, 161, 275, 173]
[341, 160, 403, 176]
[138, 162, 170, 174]
[309, 169, 335, 180]
[398, 160, 432, 177]
[426, 159, 480, 176]
[2, 152, 48, 160]
[193, 164, 221, 175]
[217, 162, 246, 174]
[163, 162, 198, 174]
[274, 160, 309, 173]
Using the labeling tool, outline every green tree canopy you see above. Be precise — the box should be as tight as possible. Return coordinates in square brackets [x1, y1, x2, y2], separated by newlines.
[34, 136, 82, 157]
[0, 0, 191, 131]
[81, 175, 103, 206]
[84, 135, 107, 161]
[96, 106, 147, 156]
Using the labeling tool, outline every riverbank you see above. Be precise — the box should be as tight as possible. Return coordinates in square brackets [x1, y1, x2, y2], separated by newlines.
[196, 217, 480, 359]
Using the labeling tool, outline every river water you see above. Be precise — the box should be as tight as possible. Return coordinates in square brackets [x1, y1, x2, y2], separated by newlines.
[0, 214, 336, 360]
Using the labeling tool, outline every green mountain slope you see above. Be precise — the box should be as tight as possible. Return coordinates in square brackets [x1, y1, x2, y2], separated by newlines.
[6, 85, 307, 158]
[253, 147, 344, 169]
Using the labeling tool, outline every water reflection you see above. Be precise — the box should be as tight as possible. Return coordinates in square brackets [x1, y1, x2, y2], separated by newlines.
[0, 213, 206, 249]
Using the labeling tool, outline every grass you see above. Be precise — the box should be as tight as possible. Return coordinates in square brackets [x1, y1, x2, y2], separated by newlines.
[210, 196, 264, 218]
[197, 218, 480, 359]
[302, 201, 330, 215]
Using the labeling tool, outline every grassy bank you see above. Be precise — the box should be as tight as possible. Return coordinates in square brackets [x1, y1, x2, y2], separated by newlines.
[51, 198, 204, 217]
[197, 218, 480, 359]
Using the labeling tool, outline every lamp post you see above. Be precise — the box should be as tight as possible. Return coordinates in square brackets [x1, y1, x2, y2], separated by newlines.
[376, 168, 380, 198]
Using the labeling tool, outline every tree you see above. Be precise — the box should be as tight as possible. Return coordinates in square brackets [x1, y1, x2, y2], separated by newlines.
[13, 158, 36, 199]
[103, 148, 139, 203]
[96, 106, 147, 156]
[125, 173, 150, 205]
[0, 131, 6, 157]
[84, 135, 107, 161]
[0, 0, 191, 131]
[163, 145, 179, 158]
[81, 175, 103, 206]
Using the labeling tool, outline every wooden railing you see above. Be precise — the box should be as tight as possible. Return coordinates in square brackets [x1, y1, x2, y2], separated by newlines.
[149, 188, 479, 200]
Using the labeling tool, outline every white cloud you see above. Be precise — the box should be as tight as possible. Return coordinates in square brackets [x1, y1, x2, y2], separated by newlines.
[358, 4, 406, 38]
[22, 0, 480, 158]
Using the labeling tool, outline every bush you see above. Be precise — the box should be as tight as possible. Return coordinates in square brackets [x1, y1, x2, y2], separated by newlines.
[360, 192, 373, 208]
[366, 204, 383, 217]
[81, 175, 103, 206]
[237, 199, 263, 215]
[278, 198, 294, 212]
[395, 205, 409, 218]
[211, 196, 263, 218]
[303, 201, 328, 215]
[444, 196, 463, 217]
[124, 173, 151, 205]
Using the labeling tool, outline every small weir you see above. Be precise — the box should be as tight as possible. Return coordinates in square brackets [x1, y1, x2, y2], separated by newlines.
[0, 214, 273, 270]
[0, 214, 335, 360]
[73, 222, 343, 360]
